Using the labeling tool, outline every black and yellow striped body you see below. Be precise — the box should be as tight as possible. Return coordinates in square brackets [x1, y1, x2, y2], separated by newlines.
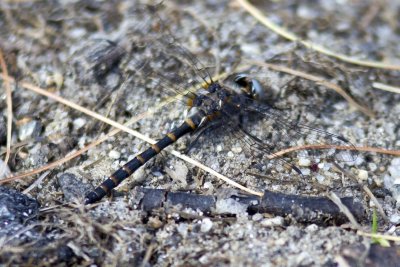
[84, 112, 204, 204]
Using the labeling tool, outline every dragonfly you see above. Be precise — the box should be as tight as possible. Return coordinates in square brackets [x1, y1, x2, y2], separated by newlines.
[84, 4, 357, 204]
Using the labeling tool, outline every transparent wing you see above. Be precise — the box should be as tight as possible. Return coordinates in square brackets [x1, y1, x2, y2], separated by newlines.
[240, 99, 357, 164]
[119, 4, 215, 101]
[186, 92, 357, 185]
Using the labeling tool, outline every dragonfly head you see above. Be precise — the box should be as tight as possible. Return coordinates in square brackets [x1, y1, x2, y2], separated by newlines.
[234, 73, 265, 100]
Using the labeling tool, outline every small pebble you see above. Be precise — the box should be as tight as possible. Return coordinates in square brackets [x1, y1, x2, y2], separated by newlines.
[315, 174, 325, 183]
[368, 163, 377, 172]
[241, 43, 261, 55]
[216, 198, 247, 215]
[45, 72, 64, 89]
[357, 169, 368, 181]
[387, 225, 396, 235]
[298, 158, 311, 167]
[165, 162, 188, 186]
[177, 223, 188, 238]
[73, 118, 86, 130]
[287, 94, 299, 105]
[300, 168, 310, 176]
[0, 159, 11, 179]
[388, 158, 400, 178]
[306, 224, 318, 232]
[18, 120, 42, 141]
[108, 150, 121, 159]
[203, 181, 213, 190]
[147, 216, 163, 229]
[232, 146, 242, 153]
[261, 216, 284, 227]
[200, 218, 213, 233]
[384, 158, 400, 203]
[389, 213, 400, 224]
[252, 213, 263, 221]
[69, 28, 86, 38]
[105, 72, 121, 90]
[58, 173, 93, 202]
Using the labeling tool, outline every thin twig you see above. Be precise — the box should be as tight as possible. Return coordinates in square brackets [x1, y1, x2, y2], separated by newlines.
[140, 243, 156, 267]
[0, 49, 13, 168]
[359, 2, 381, 31]
[357, 231, 400, 242]
[236, 0, 400, 71]
[22, 170, 51, 194]
[327, 192, 361, 229]
[246, 60, 375, 117]
[372, 82, 400, 94]
[270, 144, 400, 158]
[332, 162, 388, 223]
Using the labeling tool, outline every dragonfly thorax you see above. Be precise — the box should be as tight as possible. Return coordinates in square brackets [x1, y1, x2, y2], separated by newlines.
[192, 82, 242, 117]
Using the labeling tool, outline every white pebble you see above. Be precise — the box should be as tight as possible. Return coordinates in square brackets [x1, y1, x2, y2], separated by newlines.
[389, 213, 400, 224]
[165, 162, 188, 186]
[232, 146, 242, 153]
[368, 163, 377, 172]
[177, 223, 188, 238]
[108, 150, 121, 159]
[216, 198, 247, 215]
[300, 168, 310, 176]
[357, 169, 368, 181]
[73, 118, 86, 130]
[298, 158, 311, 167]
[0, 159, 11, 179]
[200, 218, 213, 233]
[203, 181, 213, 189]
[306, 224, 318, 232]
[261, 216, 284, 227]
[388, 158, 400, 178]
[252, 213, 263, 221]
[316, 174, 325, 183]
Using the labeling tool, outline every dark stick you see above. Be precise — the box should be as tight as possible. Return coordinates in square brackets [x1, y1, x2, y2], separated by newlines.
[132, 188, 365, 224]
[258, 190, 365, 223]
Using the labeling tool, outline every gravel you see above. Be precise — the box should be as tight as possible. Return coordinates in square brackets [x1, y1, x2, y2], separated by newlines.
[0, 0, 399, 265]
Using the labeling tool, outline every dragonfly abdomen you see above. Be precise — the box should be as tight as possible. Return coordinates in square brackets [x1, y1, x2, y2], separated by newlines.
[84, 112, 205, 204]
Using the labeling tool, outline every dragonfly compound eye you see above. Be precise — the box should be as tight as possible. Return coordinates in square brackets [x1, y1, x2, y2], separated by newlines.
[234, 73, 265, 100]
[249, 78, 265, 100]
[234, 73, 249, 87]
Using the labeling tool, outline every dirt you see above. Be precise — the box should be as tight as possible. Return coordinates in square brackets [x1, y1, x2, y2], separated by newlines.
[0, 0, 399, 266]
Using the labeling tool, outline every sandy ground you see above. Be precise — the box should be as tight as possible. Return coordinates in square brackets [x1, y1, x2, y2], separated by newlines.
[0, 0, 399, 266]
